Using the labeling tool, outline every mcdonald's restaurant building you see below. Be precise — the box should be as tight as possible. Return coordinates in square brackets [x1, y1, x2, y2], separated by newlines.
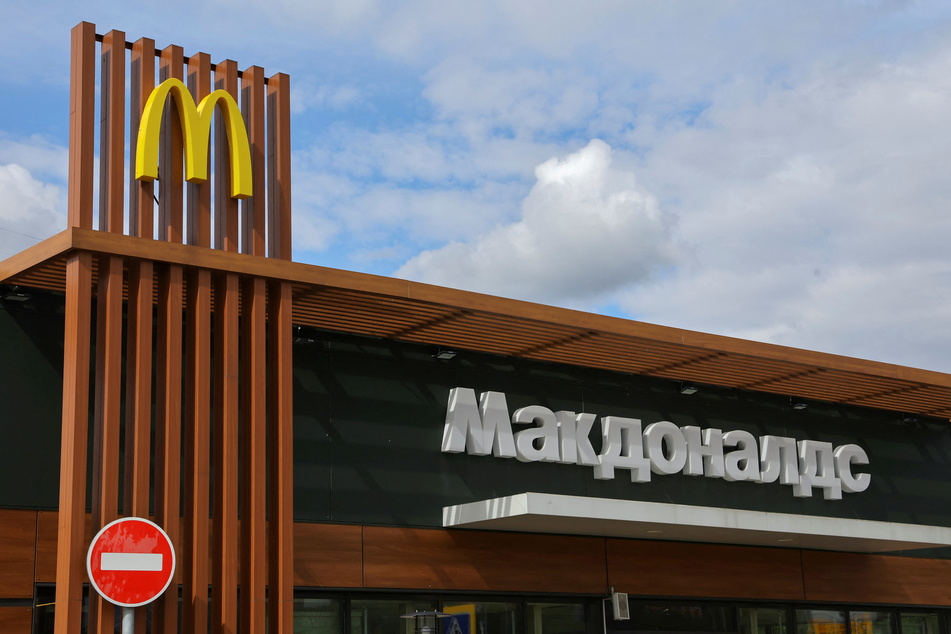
[0, 20, 950, 634]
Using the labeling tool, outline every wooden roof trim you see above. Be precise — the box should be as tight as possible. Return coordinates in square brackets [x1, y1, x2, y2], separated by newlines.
[4, 227, 951, 392]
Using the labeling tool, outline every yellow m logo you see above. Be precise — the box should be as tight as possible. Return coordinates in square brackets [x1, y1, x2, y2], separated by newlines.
[135, 78, 252, 199]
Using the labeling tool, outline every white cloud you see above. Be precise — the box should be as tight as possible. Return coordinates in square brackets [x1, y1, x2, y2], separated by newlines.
[4, 0, 951, 374]
[0, 164, 66, 257]
[0, 134, 68, 182]
[423, 59, 600, 138]
[291, 80, 363, 115]
[607, 33, 951, 370]
[396, 139, 678, 303]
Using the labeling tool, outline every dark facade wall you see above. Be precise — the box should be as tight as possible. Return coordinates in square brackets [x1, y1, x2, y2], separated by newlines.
[293, 330, 951, 534]
[2, 296, 950, 544]
[0, 297, 64, 510]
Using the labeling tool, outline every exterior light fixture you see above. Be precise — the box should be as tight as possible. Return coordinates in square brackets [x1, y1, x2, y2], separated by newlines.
[401, 611, 450, 634]
[434, 348, 457, 360]
[1, 285, 30, 302]
[292, 325, 317, 345]
[791, 399, 808, 411]
[679, 382, 699, 395]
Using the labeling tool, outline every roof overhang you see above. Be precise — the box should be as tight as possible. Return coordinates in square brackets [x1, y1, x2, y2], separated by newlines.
[443, 492, 951, 553]
[3, 227, 951, 417]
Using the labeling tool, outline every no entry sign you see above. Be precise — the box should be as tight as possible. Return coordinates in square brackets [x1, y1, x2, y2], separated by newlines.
[86, 517, 176, 608]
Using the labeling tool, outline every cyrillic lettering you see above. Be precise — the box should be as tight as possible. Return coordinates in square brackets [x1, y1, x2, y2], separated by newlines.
[594, 416, 651, 482]
[722, 430, 760, 482]
[759, 436, 800, 485]
[556, 411, 600, 466]
[513, 405, 561, 463]
[682, 426, 725, 478]
[834, 444, 871, 494]
[644, 421, 687, 475]
[441, 388, 516, 457]
[442, 389, 871, 499]
[794, 440, 842, 499]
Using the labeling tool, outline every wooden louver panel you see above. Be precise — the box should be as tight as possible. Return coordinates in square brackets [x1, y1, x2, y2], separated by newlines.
[55, 22, 293, 634]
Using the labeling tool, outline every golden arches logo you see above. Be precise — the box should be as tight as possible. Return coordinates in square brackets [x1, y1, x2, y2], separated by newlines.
[135, 78, 252, 199]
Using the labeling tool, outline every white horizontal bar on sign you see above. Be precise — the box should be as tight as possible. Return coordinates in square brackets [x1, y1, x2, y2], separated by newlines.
[101, 552, 164, 572]
[442, 492, 951, 553]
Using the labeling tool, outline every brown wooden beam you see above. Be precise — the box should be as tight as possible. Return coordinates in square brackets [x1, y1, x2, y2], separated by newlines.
[268, 279, 295, 633]
[53, 252, 94, 634]
[89, 254, 124, 634]
[183, 267, 212, 634]
[241, 276, 268, 634]
[214, 272, 240, 634]
[153, 263, 184, 634]
[266, 73, 292, 260]
[67, 23, 96, 230]
[129, 36, 156, 240]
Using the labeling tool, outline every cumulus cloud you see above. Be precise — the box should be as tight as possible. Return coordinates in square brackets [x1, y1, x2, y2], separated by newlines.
[611, 35, 951, 370]
[5, 0, 951, 374]
[396, 139, 678, 303]
[0, 164, 66, 257]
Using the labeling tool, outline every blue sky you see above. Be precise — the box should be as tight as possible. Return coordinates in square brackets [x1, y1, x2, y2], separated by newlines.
[4, 1, 951, 373]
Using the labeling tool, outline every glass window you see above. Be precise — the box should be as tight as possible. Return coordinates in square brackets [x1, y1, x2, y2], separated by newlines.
[796, 610, 846, 634]
[351, 599, 437, 634]
[900, 613, 942, 634]
[443, 601, 521, 634]
[851, 611, 896, 634]
[624, 602, 736, 633]
[526, 602, 589, 634]
[740, 608, 788, 634]
[295, 597, 343, 634]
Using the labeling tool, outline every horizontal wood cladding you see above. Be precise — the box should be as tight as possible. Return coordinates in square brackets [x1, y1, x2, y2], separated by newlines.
[802, 550, 951, 606]
[606, 539, 806, 601]
[7, 228, 951, 419]
[363, 526, 607, 594]
[21, 514, 951, 606]
[294, 523, 364, 588]
[35, 512, 188, 585]
[0, 510, 37, 598]
[0, 607, 33, 634]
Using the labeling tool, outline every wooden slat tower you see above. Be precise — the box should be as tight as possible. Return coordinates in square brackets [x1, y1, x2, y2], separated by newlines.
[55, 21, 294, 634]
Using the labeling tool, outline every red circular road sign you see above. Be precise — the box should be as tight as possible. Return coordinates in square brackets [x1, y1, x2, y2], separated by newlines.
[86, 517, 176, 608]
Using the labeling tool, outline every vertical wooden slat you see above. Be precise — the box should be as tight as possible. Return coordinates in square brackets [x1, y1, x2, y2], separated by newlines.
[182, 51, 213, 634]
[183, 268, 212, 634]
[159, 46, 185, 244]
[92, 40, 127, 604]
[154, 263, 183, 634]
[267, 279, 295, 634]
[266, 73, 293, 260]
[89, 254, 124, 634]
[156, 47, 186, 634]
[240, 70, 270, 634]
[127, 38, 156, 634]
[130, 37, 156, 239]
[187, 53, 212, 248]
[60, 23, 297, 634]
[53, 252, 93, 634]
[240, 277, 268, 634]
[214, 272, 240, 634]
[241, 66, 266, 256]
[123, 259, 153, 518]
[215, 60, 240, 253]
[67, 22, 96, 230]
[98, 30, 125, 234]
[57, 22, 96, 634]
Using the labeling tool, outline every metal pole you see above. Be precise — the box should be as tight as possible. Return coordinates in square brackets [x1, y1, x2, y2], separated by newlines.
[122, 607, 134, 634]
